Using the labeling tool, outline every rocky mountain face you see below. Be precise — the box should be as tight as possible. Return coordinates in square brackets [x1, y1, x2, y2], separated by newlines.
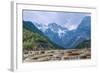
[23, 16, 91, 49]
[35, 16, 91, 49]
[23, 21, 65, 52]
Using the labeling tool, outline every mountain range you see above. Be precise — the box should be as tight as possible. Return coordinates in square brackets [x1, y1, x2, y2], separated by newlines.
[23, 16, 91, 49]
[34, 16, 91, 48]
[23, 21, 65, 51]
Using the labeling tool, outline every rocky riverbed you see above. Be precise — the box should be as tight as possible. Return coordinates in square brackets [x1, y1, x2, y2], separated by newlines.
[23, 48, 91, 62]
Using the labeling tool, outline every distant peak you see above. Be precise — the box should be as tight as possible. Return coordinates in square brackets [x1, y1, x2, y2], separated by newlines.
[48, 23, 59, 27]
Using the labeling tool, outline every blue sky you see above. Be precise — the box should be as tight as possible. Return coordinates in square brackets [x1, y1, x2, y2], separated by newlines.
[23, 10, 90, 30]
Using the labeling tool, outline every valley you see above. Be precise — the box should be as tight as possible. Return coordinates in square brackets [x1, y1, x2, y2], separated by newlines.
[23, 16, 91, 62]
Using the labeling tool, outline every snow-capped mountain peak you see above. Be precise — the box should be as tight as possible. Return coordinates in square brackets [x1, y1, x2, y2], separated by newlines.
[58, 29, 66, 38]
[33, 22, 48, 32]
[47, 23, 68, 37]
[31, 16, 90, 48]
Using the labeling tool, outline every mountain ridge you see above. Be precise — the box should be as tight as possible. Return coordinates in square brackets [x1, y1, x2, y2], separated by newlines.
[23, 16, 91, 49]
[23, 21, 65, 51]
[35, 16, 91, 49]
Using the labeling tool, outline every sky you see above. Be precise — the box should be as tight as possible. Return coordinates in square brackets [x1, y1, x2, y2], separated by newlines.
[23, 10, 90, 31]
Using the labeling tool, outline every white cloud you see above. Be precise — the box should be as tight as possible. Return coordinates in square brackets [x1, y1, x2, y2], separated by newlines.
[64, 24, 78, 31]
[23, 10, 90, 31]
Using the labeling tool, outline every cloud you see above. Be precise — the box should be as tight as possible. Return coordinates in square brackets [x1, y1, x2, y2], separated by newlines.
[23, 11, 59, 26]
[64, 24, 78, 31]
[23, 10, 91, 31]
